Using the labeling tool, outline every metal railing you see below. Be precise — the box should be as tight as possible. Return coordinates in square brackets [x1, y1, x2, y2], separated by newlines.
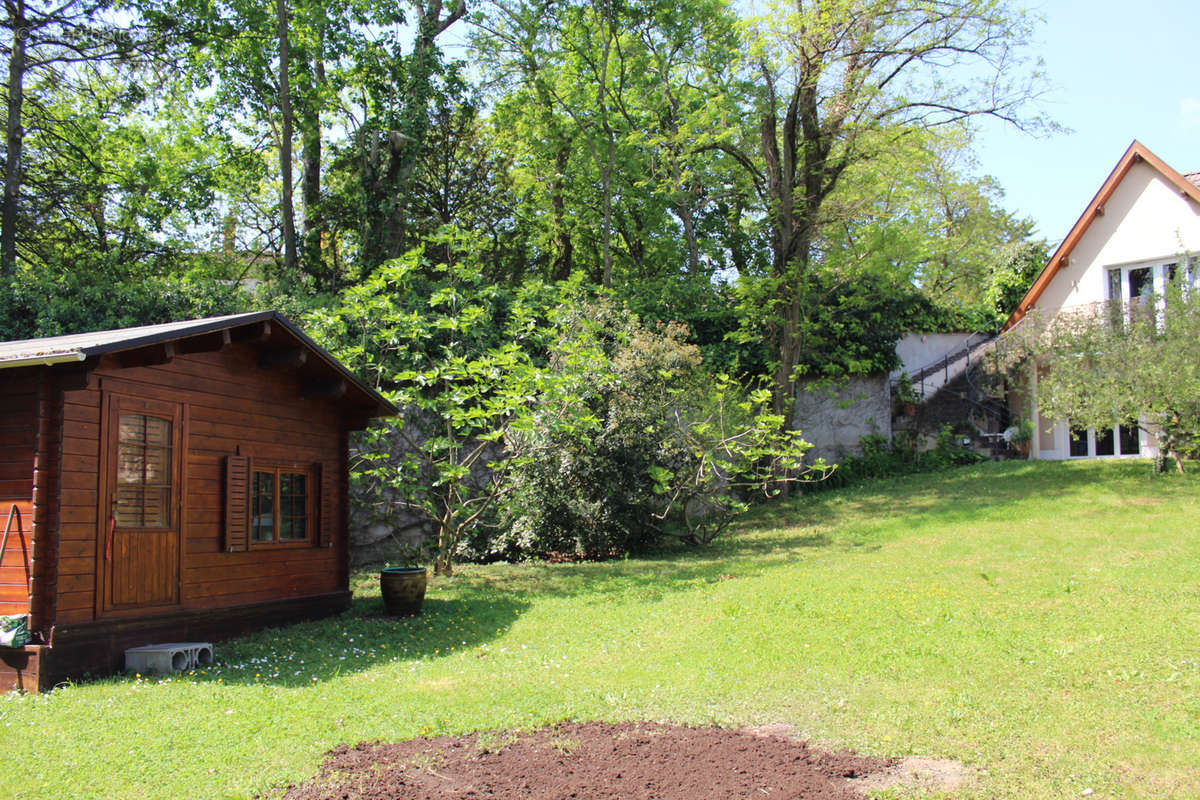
[894, 331, 996, 401]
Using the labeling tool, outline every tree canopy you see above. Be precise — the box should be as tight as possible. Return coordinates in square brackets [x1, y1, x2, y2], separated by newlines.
[0, 0, 1055, 561]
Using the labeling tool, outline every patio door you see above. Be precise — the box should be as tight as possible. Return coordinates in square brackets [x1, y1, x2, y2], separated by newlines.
[101, 394, 182, 613]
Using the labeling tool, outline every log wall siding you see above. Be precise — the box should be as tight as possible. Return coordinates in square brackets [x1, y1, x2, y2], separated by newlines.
[53, 343, 345, 626]
[0, 368, 37, 618]
[31, 371, 63, 633]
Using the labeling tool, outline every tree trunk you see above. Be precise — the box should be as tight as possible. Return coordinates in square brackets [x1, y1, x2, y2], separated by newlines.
[1, 3, 27, 278]
[597, 9, 616, 289]
[358, 1, 464, 268]
[600, 134, 614, 287]
[300, 27, 325, 286]
[550, 142, 573, 281]
[672, 160, 700, 274]
[726, 199, 748, 275]
[276, 0, 298, 273]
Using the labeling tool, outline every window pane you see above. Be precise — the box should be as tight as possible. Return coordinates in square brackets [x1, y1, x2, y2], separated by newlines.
[115, 485, 145, 526]
[280, 518, 293, 540]
[115, 414, 171, 528]
[1107, 269, 1122, 302]
[119, 414, 146, 444]
[1095, 427, 1115, 456]
[252, 512, 273, 541]
[144, 417, 171, 447]
[117, 449, 145, 485]
[142, 487, 170, 527]
[282, 472, 307, 541]
[252, 471, 274, 542]
[1118, 424, 1140, 456]
[1129, 267, 1153, 300]
[1069, 427, 1089, 457]
[144, 446, 171, 485]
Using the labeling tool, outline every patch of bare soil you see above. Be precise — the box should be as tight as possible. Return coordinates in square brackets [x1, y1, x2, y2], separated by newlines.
[748, 724, 976, 796]
[850, 755, 977, 795]
[279, 721, 897, 800]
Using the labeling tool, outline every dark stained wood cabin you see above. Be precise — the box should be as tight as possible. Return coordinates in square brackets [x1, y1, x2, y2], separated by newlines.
[0, 312, 394, 691]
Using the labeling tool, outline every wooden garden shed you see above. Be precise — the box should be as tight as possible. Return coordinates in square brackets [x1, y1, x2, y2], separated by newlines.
[0, 311, 394, 691]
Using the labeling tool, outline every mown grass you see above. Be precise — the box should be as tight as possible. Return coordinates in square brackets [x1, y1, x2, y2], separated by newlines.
[2, 460, 1198, 799]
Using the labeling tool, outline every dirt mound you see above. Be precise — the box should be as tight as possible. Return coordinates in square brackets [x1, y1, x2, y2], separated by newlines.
[279, 721, 896, 800]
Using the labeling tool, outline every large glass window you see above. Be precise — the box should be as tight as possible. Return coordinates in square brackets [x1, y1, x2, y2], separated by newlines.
[251, 465, 312, 544]
[1069, 427, 1089, 458]
[1118, 424, 1140, 456]
[116, 414, 172, 527]
[1128, 267, 1154, 302]
[1067, 424, 1141, 458]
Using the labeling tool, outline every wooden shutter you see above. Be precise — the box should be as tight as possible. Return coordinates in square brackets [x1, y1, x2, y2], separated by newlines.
[317, 461, 334, 548]
[224, 455, 250, 552]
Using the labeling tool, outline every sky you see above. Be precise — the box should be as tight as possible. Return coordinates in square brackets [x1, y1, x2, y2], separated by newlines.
[972, 0, 1200, 243]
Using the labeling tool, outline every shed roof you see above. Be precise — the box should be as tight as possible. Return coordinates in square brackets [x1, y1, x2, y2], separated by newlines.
[0, 310, 396, 418]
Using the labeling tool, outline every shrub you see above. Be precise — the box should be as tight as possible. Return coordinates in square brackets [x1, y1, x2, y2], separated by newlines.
[823, 425, 985, 489]
[497, 303, 823, 559]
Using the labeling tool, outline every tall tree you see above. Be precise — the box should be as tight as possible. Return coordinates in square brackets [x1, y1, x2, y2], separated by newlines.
[1, 0, 149, 276]
[356, 0, 465, 268]
[276, 0, 298, 272]
[709, 0, 1046, 426]
[15, 73, 255, 275]
[474, 0, 747, 286]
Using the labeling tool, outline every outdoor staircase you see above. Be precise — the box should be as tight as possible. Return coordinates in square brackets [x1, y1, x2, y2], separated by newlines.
[892, 333, 1013, 457]
[897, 331, 995, 401]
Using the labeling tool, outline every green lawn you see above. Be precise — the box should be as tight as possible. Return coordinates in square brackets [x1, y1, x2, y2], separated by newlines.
[2, 460, 1198, 799]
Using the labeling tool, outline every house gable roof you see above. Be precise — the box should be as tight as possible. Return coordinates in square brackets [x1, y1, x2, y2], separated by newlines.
[0, 310, 396, 420]
[1003, 140, 1200, 331]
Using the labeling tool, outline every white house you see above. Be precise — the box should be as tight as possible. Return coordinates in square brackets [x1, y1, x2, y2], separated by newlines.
[1004, 140, 1200, 460]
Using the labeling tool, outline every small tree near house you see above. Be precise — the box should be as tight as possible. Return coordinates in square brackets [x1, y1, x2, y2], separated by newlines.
[306, 233, 556, 575]
[997, 272, 1200, 473]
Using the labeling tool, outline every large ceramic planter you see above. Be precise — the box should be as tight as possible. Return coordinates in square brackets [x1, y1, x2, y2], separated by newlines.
[380, 566, 427, 616]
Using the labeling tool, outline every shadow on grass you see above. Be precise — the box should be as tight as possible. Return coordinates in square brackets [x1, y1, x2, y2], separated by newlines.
[120, 459, 1183, 691]
[377, 461, 1139, 611]
[134, 584, 531, 689]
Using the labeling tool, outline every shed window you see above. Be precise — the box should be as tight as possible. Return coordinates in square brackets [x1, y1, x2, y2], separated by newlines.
[250, 465, 312, 544]
[115, 414, 172, 528]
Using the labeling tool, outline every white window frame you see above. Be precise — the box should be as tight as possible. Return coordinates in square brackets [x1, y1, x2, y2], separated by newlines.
[1105, 256, 1199, 313]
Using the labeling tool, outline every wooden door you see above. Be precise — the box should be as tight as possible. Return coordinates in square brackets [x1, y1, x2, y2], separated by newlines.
[101, 395, 182, 613]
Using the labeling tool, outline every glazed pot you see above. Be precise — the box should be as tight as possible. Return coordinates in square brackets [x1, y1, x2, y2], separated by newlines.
[380, 566, 427, 616]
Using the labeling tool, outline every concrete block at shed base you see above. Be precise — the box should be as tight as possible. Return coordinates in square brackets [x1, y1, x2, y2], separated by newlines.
[125, 642, 214, 674]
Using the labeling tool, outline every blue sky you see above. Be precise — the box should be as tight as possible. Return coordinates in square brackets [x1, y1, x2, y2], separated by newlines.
[973, 0, 1200, 243]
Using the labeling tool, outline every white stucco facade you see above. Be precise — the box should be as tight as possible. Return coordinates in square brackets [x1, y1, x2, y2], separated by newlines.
[1014, 145, 1200, 461]
[1032, 162, 1200, 318]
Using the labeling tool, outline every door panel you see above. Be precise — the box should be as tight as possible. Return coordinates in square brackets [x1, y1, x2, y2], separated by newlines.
[102, 394, 182, 614]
